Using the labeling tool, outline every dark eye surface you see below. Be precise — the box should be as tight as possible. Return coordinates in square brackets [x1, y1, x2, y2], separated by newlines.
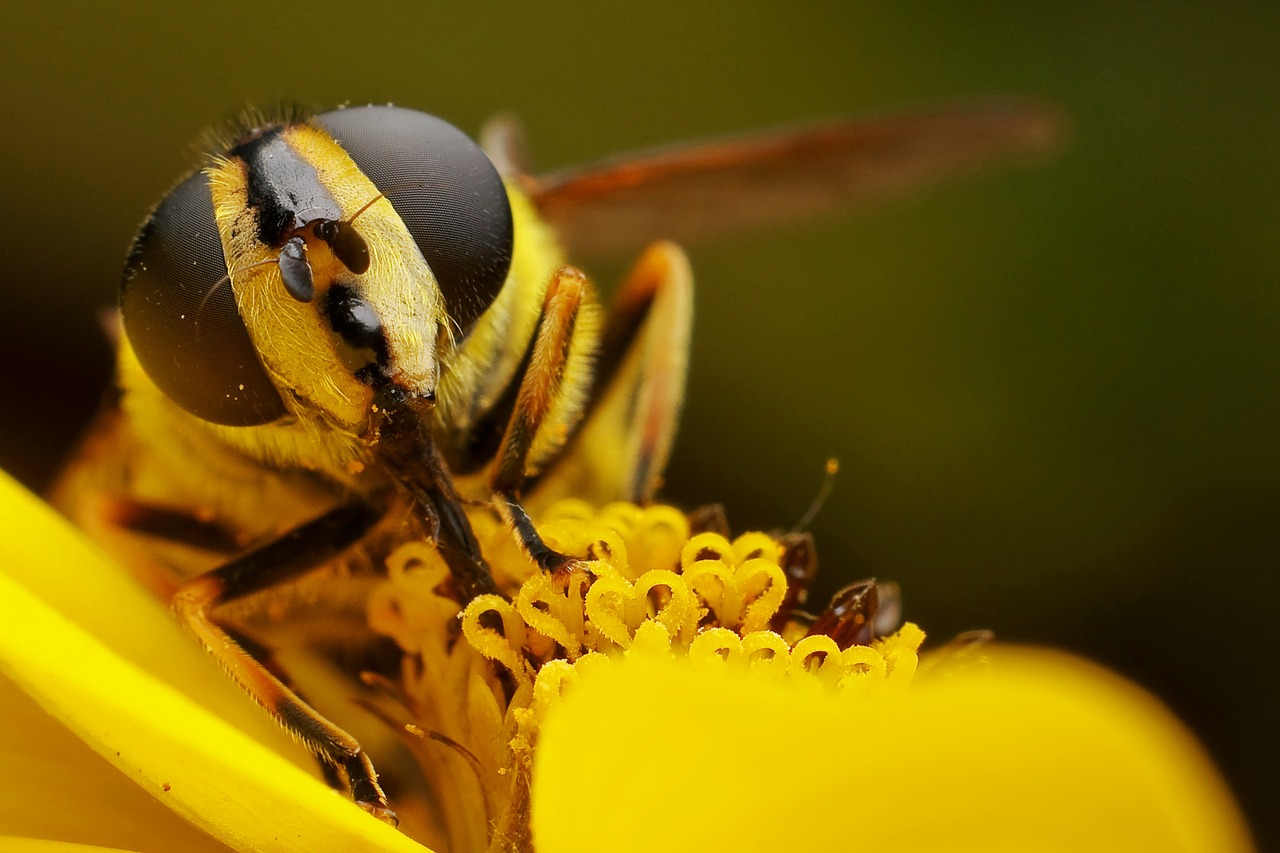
[315, 106, 514, 334]
[120, 171, 287, 426]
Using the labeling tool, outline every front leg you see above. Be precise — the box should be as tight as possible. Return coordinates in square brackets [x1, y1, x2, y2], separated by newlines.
[170, 501, 396, 821]
[377, 407, 501, 601]
[528, 241, 693, 510]
[489, 265, 599, 572]
[489, 248, 693, 571]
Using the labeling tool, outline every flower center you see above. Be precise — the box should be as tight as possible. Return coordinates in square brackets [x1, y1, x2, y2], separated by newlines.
[366, 499, 924, 852]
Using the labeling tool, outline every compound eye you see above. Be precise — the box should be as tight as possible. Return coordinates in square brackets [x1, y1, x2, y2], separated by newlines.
[315, 106, 514, 335]
[121, 171, 287, 426]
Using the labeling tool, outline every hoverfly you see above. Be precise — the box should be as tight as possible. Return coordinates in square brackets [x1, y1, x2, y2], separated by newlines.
[51, 101, 1059, 820]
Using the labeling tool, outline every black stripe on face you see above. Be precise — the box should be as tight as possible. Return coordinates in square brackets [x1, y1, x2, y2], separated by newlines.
[229, 128, 343, 247]
[323, 283, 390, 384]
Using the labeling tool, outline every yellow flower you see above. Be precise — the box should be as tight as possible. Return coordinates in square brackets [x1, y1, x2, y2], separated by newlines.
[0, 469, 1254, 852]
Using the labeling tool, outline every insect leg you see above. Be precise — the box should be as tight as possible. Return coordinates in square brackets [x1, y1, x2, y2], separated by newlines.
[803, 579, 901, 646]
[478, 113, 530, 179]
[407, 445, 503, 602]
[491, 266, 594, 496]
[527, 240, 693, 509]
[105, 496, 243, 555]
[489, 266, 597, 572]
[378, 408, 501, 602]
[170, 501, 396, 821]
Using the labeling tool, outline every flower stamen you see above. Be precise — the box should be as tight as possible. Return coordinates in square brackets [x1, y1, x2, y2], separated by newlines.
[367, 499, 925, 851]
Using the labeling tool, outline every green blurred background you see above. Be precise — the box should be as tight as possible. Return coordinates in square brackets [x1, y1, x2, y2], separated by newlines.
[1, 1, 1275, 843]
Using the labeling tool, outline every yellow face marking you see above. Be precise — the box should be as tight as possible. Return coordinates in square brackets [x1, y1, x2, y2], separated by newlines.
[205, 155, 368, 433]
[205, 124, 451, 441]
[286, 124, 447, 398]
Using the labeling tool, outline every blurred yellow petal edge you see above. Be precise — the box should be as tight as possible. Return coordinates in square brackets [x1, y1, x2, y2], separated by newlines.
[532, 650, 1254, 853]
[0, 554, 430, 853]
[0, 839, 142, 853]
[0, 469, 314, 753]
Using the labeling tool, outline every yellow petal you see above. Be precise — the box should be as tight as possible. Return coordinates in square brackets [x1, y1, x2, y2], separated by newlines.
[0, 470, 299, 752]
[0, 568, 430, 850]
[0, 841, 144, 853]
[0, 472, 432, 853]
[0, 571, 431, 853]
[0, 671, 229, 852]
[533, 649, 1253, 853]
